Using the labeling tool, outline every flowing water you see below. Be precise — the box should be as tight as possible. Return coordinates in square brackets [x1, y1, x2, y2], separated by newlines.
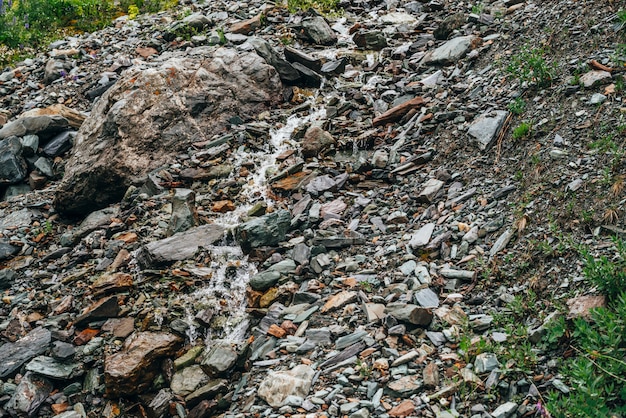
[174, 107, 327, 345]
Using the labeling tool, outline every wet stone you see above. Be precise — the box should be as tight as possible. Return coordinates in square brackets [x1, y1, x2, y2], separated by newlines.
[235, 209, 291, 252]
[25, 356, 81, 379]
[5, 372, 53, 417]
[0, 327, 51, 378]
[250, 271, 281, 291]
[167, 188, 198, 236]
[104, 332, 182, 397]
[201, 343, 238, 377]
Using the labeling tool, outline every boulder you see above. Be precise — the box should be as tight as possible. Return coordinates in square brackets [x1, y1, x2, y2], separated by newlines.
[235, 210, 291, 252]
[104, 332, 182, 397]
[54, 47, 282, 216]
[0, 136, 27, 184]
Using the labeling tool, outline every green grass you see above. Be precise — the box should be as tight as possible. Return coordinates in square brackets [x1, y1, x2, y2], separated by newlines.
[0, 0, 177, 64]
[513, 121, 532, 139]
[285, 0, 340, 14]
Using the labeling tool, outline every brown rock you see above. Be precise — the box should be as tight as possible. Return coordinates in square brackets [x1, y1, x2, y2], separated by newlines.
[75, 295, 120, 326]
[73, 328, 99, 346]
[423, 361, 440, 388]
[230, 14, 262, 35]
[373, 97, 425, 127]
[267, 324, 286, 338]
[21, 104, 87, 130]
[271, 171, 308, 192]
[567, 295, 606, 319]
[54, 48, 282, 216]
[389, 399, 415, 417]
[91, 272, 133, 294]
[104, 332, 182, 397]
[321, 290, 358, 313]
[102, 317, 135, 338]
[301, 126, 335, 158]
[136, 46, 158, 58]
[212, 200, 235, 213]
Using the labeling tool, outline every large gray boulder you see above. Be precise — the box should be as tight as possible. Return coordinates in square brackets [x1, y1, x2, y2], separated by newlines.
[54, 47, 282, 217]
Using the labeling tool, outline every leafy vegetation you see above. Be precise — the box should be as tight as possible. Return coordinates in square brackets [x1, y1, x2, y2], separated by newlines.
[544, 239, 626, 417]
[512, 121, 532, 139]
[506, 46, 557, 88]
[508, 97, 526, 115]
[285, 0, 340, 14]
[0, 0, 177, 56]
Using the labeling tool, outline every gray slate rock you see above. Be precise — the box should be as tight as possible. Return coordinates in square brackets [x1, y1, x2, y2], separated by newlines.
[0, 136, 27, 184]
[424, 35, 476, 65]
[249, 271, 281, 291]
[42, 130, 74, 157]
[0, 241, 20, 261]
[467, 110, 508, 150]
[138, 224, 225, 268]
[25, 356, 82, 379]
[201, 343, 238, 377]
[5, 372, 52, 417]
[0, 327, 51, 378]
[300, 16, 336, 45]
[0, 115, 69, 140]
[353, 31, 388, 50]
[235, 209, 291, 252]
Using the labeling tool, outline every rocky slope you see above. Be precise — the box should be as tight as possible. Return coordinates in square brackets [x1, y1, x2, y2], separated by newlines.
[0, 0, 624, 417]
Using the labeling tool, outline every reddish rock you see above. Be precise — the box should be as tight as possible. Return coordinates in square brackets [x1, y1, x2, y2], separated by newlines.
[423, 361, 440, 388]
[104, 332, 182, 397]
[135, 46, 158, 58]
[73, 328, 99, 346]
[271, 171, 308, 192]
[230, 14, 262, 35]
[102, 317, 135, 338]
[567, 295, 606, 319]
[75, 295, 120, 326]
[301, 126, 335, 158]
[212, 200, 235, 213]
[389, 399, 415, 417]
[373, 97, 425, 127]
[267, 324, 286, 338]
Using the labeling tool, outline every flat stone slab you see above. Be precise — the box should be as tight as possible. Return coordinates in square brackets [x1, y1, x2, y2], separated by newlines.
[468, 110, 508, 150]
[0, 327, 51, 378]
[409, 223, 435, 249]
[25, 356, 81, 379]
[138, 224, 225, 267]
[424, 35, 476, 65]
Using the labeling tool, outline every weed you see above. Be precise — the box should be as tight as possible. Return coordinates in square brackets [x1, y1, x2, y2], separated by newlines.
[285, 0, 340, 14]
[508, 97, 526, 115]
[506, 46, 557, 88]
[580, 237, 626, 299]
[355, 359, 372, 378]
[546, 292, 626, 417]
[471, 2, 484, 14]
[513, 121, 532, 139]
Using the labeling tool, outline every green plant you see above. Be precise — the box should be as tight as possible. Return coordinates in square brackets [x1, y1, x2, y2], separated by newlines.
[128, 4, 140, 19]
[471, 2, 484, 14]
[580, 237, 626, 300]
[508, 97, 526, 115]
[506, 46, 557, 88]
[285, 0, 340, 14]
[546, 293, 626, 417]
[355, 359, 372, 378]
[513, 121, 532, 139]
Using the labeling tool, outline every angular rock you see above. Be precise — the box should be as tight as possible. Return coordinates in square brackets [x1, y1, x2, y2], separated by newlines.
[414, 288, 440, 308]
[385, 303, 433, 326]
[409, 223, 435, 249]
[257, 365, 315, 408]
[54, 48, 282, 216]
[5, 372, 52, 417]
[468, 110, 508, 150]
[353, 31, 388, 50]
[167, 188, 198, 236]
[0, 240, 20, 260]
[424, 35, 476, 65]
[25, 356, 81, 379]
[75, 295, 120, 325]
[301, 126, 335, 158]
[0, 327, 51, 378]
[230, 14, 262, 35]
[579, 70, 611, 88]
[0, 114, 69, 140]
[171, 365, 209, 396]
[104, 332, 182, 397]
[566, 295, 606, 319]
[249, 37, 300, 84]
[235, 210, 291, 252]
[474, 353, 500, 373]
[138, 224, 225, 267]
[0, 136, 27, 184]
[300, 16, 336, 45]
[201, 343, 238, 377]
[284, 46, 322, 72]
[250, 271, 281, 291]
[386, 376, 422, 396]
[42, 130, 74, 157]
[491, 401, 518, 418]
[373, 97, 425, 127]
[418, 178, 444, 203]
